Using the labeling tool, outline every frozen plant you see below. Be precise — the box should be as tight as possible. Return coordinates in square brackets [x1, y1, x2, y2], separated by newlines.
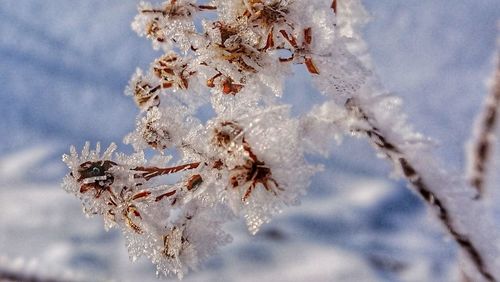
[61, 0, 500, 280]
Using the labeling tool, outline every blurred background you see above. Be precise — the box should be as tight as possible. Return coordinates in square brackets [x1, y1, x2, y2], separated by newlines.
[0, 1, 498, 281]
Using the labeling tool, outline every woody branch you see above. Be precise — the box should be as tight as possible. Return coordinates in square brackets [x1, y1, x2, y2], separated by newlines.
[344, 98, 496, 282]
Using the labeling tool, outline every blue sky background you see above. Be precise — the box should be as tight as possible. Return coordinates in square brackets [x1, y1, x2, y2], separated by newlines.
[0, 1, 498, 281]
[0, 0, 498, 166]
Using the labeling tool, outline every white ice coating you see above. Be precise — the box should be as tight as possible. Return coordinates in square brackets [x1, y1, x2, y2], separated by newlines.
[61, 0, 500, 280]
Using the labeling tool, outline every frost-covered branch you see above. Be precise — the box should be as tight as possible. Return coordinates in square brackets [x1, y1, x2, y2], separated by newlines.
[0, 256, 82, 282]
[0, 270, 66, 282]
[345, 98, 496, 282]
[305, 87, 499, 282]
[302, 2, 500, 281]
[467, 58, 500, 197]
[60, 0, 500, 280]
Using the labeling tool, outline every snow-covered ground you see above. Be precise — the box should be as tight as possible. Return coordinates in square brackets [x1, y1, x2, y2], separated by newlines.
[0, 1, 498, 281]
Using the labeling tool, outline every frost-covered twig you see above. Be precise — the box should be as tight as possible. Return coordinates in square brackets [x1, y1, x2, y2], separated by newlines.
[344, 98, 496, 282]
[467, 58, 500, 198]
[303, 1, 500, 280]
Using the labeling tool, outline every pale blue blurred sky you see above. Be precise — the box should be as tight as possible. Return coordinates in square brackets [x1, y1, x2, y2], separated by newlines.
[0, 1, 498, 169]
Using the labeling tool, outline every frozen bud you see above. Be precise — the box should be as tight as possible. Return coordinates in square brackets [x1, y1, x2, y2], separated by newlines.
[244, 0, 290, 27]
[162, 226, 187, 260]
[186, 174, 203, 191]
[62, 142, 131, 217]
[229, 156, 281, 203]
[62, 142, 118, 194]
[77, 160, 117, 198]
[133, 82, 160, 109]
[150, 205, 232, 278]
[133, 1, 206, 51]
[222, 77, 245, 95]
[145, 17, 166, 43]
[278, 27, 320, 74]
[61, 0, 377, 279]
[141, 110, 172, 150]
[140, 0, 197, 19]
[199, 20, 269, 94]
[152, 53, 194, 90]
[125, 106, 201, 152]
[126, 69, 161, 110]
[212, 121, 244, 149]
[206, 73, 245, 95]
[142, 122, 171, 150]
[210, 21, 239, 46]
[210, 119, 283, 202]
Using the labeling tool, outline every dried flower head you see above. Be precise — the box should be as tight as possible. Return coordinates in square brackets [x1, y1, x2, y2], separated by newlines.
[152, 53, 195, 90]
[63, 143, 117, 194]
[127, 70, 161, 110]
[61, 0, 351, 279]
[212, 121, 244, 149]
[278, 27, 319, 74]
[229, 147, 282, 202]
[77, 160, 117, 197]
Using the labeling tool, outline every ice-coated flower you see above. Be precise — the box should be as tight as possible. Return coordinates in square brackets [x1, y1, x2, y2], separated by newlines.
[151, 52, 195, 91]
[62, 0, 361, 279]
[210, 120, 245, 158]
[76, 159, 117, 198]
[202, 106, 318, 234]
[125, 107, 173, 151]
[132, 0, 202, 51]
[62, 142, 150, 218]
[124, 105, 203, 153]
[146, 201, 232, 279]
[62, 142, 117, 198]
[125, 68, 161, 110]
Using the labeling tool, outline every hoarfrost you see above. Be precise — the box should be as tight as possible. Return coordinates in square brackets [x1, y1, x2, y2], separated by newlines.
[60, 0, 500, 280]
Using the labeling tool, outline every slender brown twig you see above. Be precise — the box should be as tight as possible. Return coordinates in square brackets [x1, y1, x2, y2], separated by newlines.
[467, 59, 500, 198]
[331, 0, 500, 282]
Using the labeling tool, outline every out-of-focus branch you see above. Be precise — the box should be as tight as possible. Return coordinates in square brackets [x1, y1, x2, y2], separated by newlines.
[0, 256, 83, 282]
[467, 58, 500, 198]
[345, 98, 496, 282]
[0, 269, 73, 282]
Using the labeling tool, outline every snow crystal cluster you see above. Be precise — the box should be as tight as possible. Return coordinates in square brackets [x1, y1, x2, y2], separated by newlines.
[61, 0, 500, 280]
